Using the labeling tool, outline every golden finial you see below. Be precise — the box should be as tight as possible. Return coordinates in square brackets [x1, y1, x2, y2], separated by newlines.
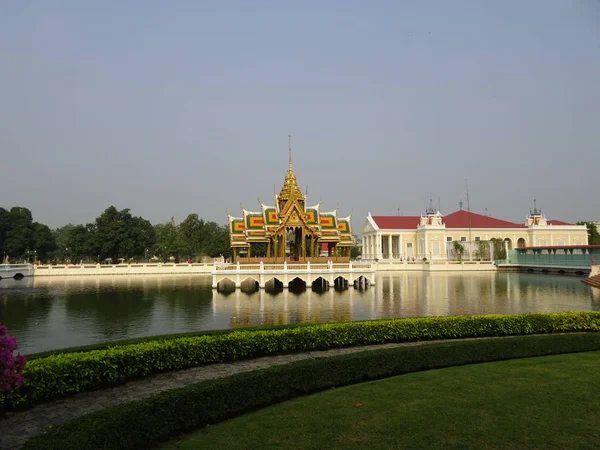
[278, 135, 304, 202]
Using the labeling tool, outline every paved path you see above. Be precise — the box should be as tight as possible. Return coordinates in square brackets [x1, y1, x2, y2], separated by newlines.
[0, 342, 428, 449]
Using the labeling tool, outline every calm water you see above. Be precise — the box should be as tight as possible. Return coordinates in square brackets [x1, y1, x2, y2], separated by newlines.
[0, 272, 598, 355]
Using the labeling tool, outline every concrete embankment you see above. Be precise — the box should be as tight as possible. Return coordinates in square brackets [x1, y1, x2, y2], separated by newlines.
[33, 261, 499, 277]
[33, 263, 213, 276]
[375, 261, 497, 272]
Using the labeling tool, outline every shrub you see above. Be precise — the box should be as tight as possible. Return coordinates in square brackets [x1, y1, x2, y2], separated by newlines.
[3, 312, 600, 409]
[0, 324, 26, 405]
[22, 332, 600, 450]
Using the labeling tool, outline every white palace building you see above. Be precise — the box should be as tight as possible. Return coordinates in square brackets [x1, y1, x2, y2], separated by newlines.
[362, 205, 588, 261]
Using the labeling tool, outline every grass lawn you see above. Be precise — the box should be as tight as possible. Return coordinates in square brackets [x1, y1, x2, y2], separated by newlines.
[162, 351, 600, 449]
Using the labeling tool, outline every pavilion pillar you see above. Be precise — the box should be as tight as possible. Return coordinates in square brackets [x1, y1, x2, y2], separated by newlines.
[388, 234, 393, 260]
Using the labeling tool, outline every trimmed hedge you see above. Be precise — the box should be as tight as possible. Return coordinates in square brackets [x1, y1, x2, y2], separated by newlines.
[26, 322, 311, 360]
[3, 312, 600, 409]
[23, 333, 600, 450]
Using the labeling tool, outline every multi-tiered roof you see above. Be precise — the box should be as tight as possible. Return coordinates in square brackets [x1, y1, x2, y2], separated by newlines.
[228, 143, 354, 251]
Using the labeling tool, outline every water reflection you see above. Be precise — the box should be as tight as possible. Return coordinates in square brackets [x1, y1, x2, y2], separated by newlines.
[0, 272, 596, 355]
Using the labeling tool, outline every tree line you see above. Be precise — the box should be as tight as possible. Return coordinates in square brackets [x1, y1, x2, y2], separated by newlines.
[0, 206, 232, 264]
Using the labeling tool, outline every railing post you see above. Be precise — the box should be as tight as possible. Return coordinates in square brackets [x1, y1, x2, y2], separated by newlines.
[235, 261, 241, 288]
[259, 261, 265, 289]
[283, 261, 288, 288]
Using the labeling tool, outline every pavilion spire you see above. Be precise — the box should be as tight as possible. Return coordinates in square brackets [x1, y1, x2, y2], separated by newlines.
[288, 135, 292, 168]
[279, 135, 304, 202]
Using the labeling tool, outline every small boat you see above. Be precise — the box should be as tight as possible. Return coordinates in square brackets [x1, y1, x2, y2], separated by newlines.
[0, 264, 34, 280]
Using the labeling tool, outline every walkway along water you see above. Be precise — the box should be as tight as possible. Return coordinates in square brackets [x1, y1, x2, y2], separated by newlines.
[0, 341, 459, 449]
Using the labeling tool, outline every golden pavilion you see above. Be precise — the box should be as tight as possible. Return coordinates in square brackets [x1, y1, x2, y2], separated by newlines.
[228, 140, 355, 262]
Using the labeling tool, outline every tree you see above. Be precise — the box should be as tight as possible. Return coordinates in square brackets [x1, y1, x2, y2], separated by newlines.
[251, 242, 267, 257]
[179, 214, 205, 258]
[453, 241, 465, 261]
[351, 245, 362, 260]
[4, 207, 34, 260]
[123, 216, 155, 261]
[0, 207, 9, 260]
[475, 240, 489, 261]
[32, 222, 56, 262]
[490, 238, 506, 260]
[95, 206, 155, 262]
[154, 222, 185, 262]
[577, 222, 600, 245]
[200, 221, 231, 258]
[54, 224, 75, 262]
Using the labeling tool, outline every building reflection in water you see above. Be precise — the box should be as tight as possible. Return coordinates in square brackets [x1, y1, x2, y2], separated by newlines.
[0, 272, 597, 355]
[213, 285, 366, 329]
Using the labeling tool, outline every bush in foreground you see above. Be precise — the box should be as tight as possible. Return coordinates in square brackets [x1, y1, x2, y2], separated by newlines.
[0, 324, 26, 408]
[23, 333, 600, 449]
[3, 312, 600, 409]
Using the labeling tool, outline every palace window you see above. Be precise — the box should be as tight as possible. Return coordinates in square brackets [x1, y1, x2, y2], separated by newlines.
[446, 237, 452, 242]
[475, 236, 481, 241]
[460, 236, 467, 242]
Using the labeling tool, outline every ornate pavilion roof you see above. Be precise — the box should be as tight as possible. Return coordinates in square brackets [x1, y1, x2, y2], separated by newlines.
[278, 156, 304, 202]
[227, 140, 354, 248]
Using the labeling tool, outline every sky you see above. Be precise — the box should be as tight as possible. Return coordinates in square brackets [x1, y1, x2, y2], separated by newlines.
[1, 1, 599, 232]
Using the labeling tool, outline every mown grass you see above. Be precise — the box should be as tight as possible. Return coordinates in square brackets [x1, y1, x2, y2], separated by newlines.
[163, 351, 600, 450]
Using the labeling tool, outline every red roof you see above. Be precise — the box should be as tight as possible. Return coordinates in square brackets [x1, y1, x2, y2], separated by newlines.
[443, 210, 526, 229]
[547, 220, 573, 225]
[372, 211, 527, 230]
[371, 216, 421, 229]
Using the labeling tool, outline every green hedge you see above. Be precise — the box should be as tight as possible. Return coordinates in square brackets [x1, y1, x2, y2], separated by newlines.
[26, 322, 311, 360]
[23, 333, 600, 450]
[3, 312, 600, 409]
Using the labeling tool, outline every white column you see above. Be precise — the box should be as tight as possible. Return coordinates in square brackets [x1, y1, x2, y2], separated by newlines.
[377, 233, 383, 259]
[362, 236, 366, 259]
[371, 235, 375, 259]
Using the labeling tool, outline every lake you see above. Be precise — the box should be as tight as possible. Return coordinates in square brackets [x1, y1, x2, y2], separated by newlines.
[0, 271, 598, 354]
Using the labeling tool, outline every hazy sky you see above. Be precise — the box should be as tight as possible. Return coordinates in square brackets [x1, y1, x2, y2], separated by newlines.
[1, 1, 599, 231]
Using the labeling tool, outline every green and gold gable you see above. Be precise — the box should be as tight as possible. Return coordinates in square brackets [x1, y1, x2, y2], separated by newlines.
[227, 146, 355, 256]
